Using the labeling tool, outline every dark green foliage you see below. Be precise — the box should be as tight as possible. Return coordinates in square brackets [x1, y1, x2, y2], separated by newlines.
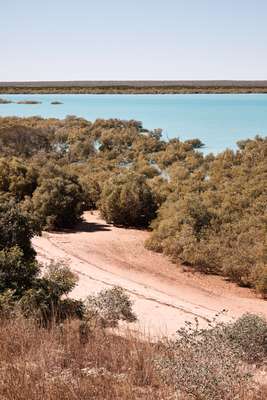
[41, 261, 78, 298]
[0, 122, 52, 157]
[0, 190, 83, 322]
[79, 175, 102, 209]
[0, 196, 38, 260]
[0, 195, 40, 300]
[0, 158, 37, 200]
[0, 289, 16, 318]
[20, 262, 82, 323]
[0, 246, 39, 297]
[27, 173, 85, 230]
[99, 172, 157, 227]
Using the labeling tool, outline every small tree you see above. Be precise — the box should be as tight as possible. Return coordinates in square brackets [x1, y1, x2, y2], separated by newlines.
[20, 261, 83, 323]
[0, 196, 38, 260]
[0, 246, 39, 297]
[0, 158, 37, 201]
[0, 193, 84, 322]
[27, 175, 85, 230]
[99, 172, 157, 227]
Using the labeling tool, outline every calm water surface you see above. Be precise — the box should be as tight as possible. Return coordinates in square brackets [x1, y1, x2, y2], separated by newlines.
[1, 94, 267, 153]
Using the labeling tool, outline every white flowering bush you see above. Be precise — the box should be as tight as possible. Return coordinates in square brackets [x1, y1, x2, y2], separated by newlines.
[85, 286, 137, 328]
[156, 314, 267, 400]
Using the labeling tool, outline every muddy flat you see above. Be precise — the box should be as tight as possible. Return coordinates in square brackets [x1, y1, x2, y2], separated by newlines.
[33, 211, 266, 336]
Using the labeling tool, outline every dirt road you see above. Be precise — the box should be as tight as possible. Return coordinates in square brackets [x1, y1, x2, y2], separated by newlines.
[33, 211, 266, 336]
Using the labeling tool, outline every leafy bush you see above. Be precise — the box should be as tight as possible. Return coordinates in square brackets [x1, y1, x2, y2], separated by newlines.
[20, 261, 82, 324]
[99, 172, 157, 227]
[0, 122, 52, 157]
[0, 196, 38, 260]
[223, 313, 267, 364]
[79, 175, 102, 209]
[157, 314, 266, 400]
[26, 174, 85, 230]
[0, 246, 39, 296]
[0, 289, 16, 318]
[0, 158, 37, 200]
[85, 286, 137, 328]
[147, 137, 267, 293]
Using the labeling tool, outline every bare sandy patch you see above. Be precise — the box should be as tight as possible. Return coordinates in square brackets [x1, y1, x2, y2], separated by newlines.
[33, 211, 267, 336]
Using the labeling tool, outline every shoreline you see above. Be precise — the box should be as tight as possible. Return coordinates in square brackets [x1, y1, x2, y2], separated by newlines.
[1, 80, 267, 94]
[1, 87, 267, 94]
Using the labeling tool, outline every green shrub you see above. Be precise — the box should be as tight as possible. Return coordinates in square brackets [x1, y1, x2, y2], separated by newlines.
[0, 196, 38, 260]
[147, 137, 267, 292]
[79, 175, 102, 209]
[20, 261, 81, 324]
[157, 315, 264, 400]
[26, 174, 85, 230]
[99, 172, 157, 227]
[0, 158, 37, 200]
[223, 313, 267, 364]
[0, 289, 16, 318]
[85, 286, 137, 328]
[0, 246, 39, 296]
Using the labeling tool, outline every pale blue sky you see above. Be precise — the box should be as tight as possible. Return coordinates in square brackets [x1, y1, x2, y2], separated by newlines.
[1, 0, 267, 81]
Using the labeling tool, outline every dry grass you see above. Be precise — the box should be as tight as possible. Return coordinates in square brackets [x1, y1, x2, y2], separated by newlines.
[0, 315, 266, 400]
[0, 316, 173, 400]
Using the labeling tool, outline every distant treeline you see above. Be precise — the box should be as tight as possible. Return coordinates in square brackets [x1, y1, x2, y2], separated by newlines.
[1, 80, 267, 93]
[0, 116, 266, 297]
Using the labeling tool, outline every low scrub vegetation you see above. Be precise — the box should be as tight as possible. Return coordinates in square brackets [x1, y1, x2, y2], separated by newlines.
[0, 186, 137, 326]
[157, 313, 267, 400]
[0, 116, 266, 398]
[0, 116, 266, 294]
[99, 172, 157, 227]
[0, 311, 266, 399]
[146, 137, 267, 296]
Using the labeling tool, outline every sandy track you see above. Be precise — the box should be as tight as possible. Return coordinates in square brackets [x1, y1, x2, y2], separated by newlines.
[33, 211, 266, 336]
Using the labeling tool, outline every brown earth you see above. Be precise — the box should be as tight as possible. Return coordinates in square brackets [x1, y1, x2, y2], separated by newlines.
[33, 211, 267, 336]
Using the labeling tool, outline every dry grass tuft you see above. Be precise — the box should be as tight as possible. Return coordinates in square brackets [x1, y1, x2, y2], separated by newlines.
[0, 316, 173, 400]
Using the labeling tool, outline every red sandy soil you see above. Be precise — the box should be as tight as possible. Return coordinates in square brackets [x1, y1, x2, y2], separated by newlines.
[33, 211, 266, 337]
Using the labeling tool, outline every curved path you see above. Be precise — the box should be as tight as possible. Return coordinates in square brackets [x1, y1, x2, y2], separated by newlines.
[33, 211, 266, 336]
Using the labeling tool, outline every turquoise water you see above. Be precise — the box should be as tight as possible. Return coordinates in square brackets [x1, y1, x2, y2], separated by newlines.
[1, 94, 267, 154]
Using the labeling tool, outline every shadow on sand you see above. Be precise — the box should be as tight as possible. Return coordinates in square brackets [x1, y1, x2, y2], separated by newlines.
[53, 220, 112, 234]
[76, 220, 111, 233]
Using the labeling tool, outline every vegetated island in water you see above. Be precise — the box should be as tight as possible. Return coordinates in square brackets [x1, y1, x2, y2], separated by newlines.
[16, 100, 42, 104]
[1, 80, 267, 94]
[0, 97, 13, 104]
[0, 98, 42, 105]
[0, 97, 62, 105]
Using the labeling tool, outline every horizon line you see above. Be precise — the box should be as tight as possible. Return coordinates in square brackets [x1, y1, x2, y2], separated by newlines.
[1, 79, 267, 88]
